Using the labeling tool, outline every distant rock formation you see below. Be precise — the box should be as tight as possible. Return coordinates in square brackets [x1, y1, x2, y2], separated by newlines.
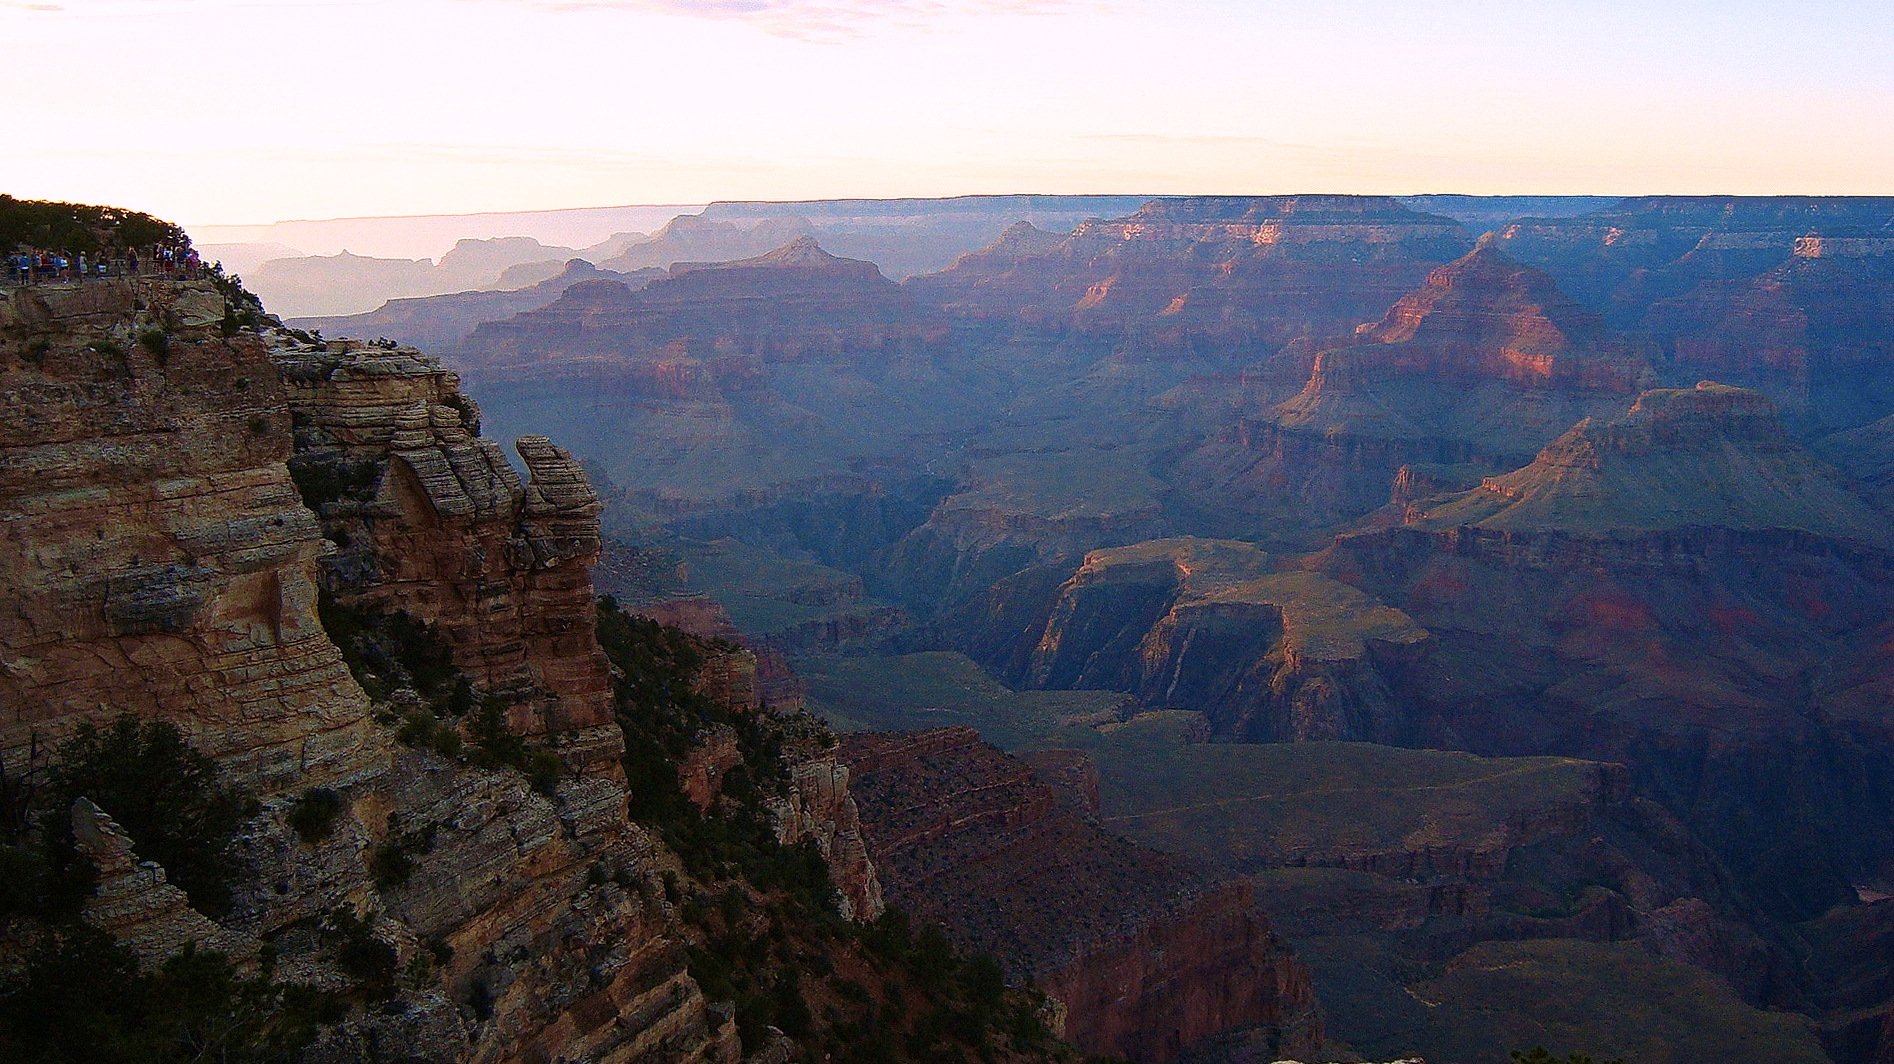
[451, 238, 975, 520]
[1307, 383, 1894, 922]
[1415, 382, 1888, 542]
[839, 726, 1323, 1063]
[288, 259, 663, 353]
[941, 537, 1426, 742]
[907, 194, 1472, 356]
[1174, 246, 1655, 532]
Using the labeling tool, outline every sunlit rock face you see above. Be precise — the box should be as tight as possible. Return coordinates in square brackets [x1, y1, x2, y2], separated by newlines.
[0, 278, 380, 787]
[1171, 246, 1656, 533]
[907, 194, 1472, 356]
[276, 338, 623, 778]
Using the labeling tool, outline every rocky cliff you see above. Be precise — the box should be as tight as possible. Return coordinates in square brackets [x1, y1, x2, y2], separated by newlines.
[1, 260, 1062, 1064]
[0, 275, 748, 1063]
[0, 277, 377, 786]
[838, 726, 1323, 1063]
[276, 337, 625, 777]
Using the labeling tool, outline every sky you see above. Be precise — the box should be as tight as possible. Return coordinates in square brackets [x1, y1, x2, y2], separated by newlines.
[5, 0, 1894, 226]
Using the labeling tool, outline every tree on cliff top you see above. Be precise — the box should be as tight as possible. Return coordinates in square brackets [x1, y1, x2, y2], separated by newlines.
[0, 194, 188, 254]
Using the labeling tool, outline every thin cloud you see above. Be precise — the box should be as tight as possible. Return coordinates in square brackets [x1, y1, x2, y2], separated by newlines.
[1, 2, 66, 10]
[469, 0, 1113, 41]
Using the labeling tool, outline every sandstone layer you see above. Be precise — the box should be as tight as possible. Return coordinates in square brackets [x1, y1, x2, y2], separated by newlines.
[0, 278, 379, 786]
[277, 337, 624, 777]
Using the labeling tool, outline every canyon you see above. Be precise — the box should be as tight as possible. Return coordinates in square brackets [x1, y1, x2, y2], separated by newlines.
[431, 193, 1894, 1064]
[12, 189, 1894, 1064]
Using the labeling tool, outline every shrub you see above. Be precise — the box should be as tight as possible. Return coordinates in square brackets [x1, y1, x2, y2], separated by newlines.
[137, 328, 169, 364]
[0, 923, 330, 1063]
[45, 716, 251, 916]
[322, 906, 399, 998]
[286, 788, 343, 845]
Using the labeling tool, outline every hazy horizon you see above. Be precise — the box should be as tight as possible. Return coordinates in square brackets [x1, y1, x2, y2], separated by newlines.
[7, 0, 1891, 227]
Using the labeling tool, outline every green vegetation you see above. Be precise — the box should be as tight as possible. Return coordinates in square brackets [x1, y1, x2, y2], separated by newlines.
[206, 264, 271, 335]
[316, 589, 472, 714]
[43, 715, 253, 916]
[0, 718, 337, 1064]
[597, 598, 832, 899]
[316, 590, 558, 791]
[0, 194, 188, 254]
[137, 327, 170, 364]
[285, 787, 343, 845]
[597, 602, 1077, 1064]
[286, 453, 383, 515]
[0, 926, 333, 1064]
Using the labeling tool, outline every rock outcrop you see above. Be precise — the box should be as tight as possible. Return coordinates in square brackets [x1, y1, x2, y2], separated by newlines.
[839, 726, 1323, 1063]
[0, 278, 379, 786]
[72, 796, 260, 967]
[276, 338, 624, 777]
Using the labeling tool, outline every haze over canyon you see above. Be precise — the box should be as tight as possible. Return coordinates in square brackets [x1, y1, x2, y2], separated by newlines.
[6, 187, 1894, 1064]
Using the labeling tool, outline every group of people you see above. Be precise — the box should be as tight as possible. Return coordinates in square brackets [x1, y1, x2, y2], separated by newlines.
[5, 243, 202, 286]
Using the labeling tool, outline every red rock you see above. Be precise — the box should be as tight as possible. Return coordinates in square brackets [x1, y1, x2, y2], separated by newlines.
[1172, 246, 1655, 533]
[839, 726, 1323, 1062]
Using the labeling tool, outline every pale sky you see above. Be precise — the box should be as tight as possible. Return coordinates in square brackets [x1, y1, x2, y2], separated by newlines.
[6, 0, 1893, 226]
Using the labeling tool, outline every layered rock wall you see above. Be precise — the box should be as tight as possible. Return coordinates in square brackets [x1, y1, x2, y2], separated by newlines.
[0, 279, 380, 786]
[0, 276, 761, 1063]
[276, 340, 622, 776]
[839, 726, 1322, 1062]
